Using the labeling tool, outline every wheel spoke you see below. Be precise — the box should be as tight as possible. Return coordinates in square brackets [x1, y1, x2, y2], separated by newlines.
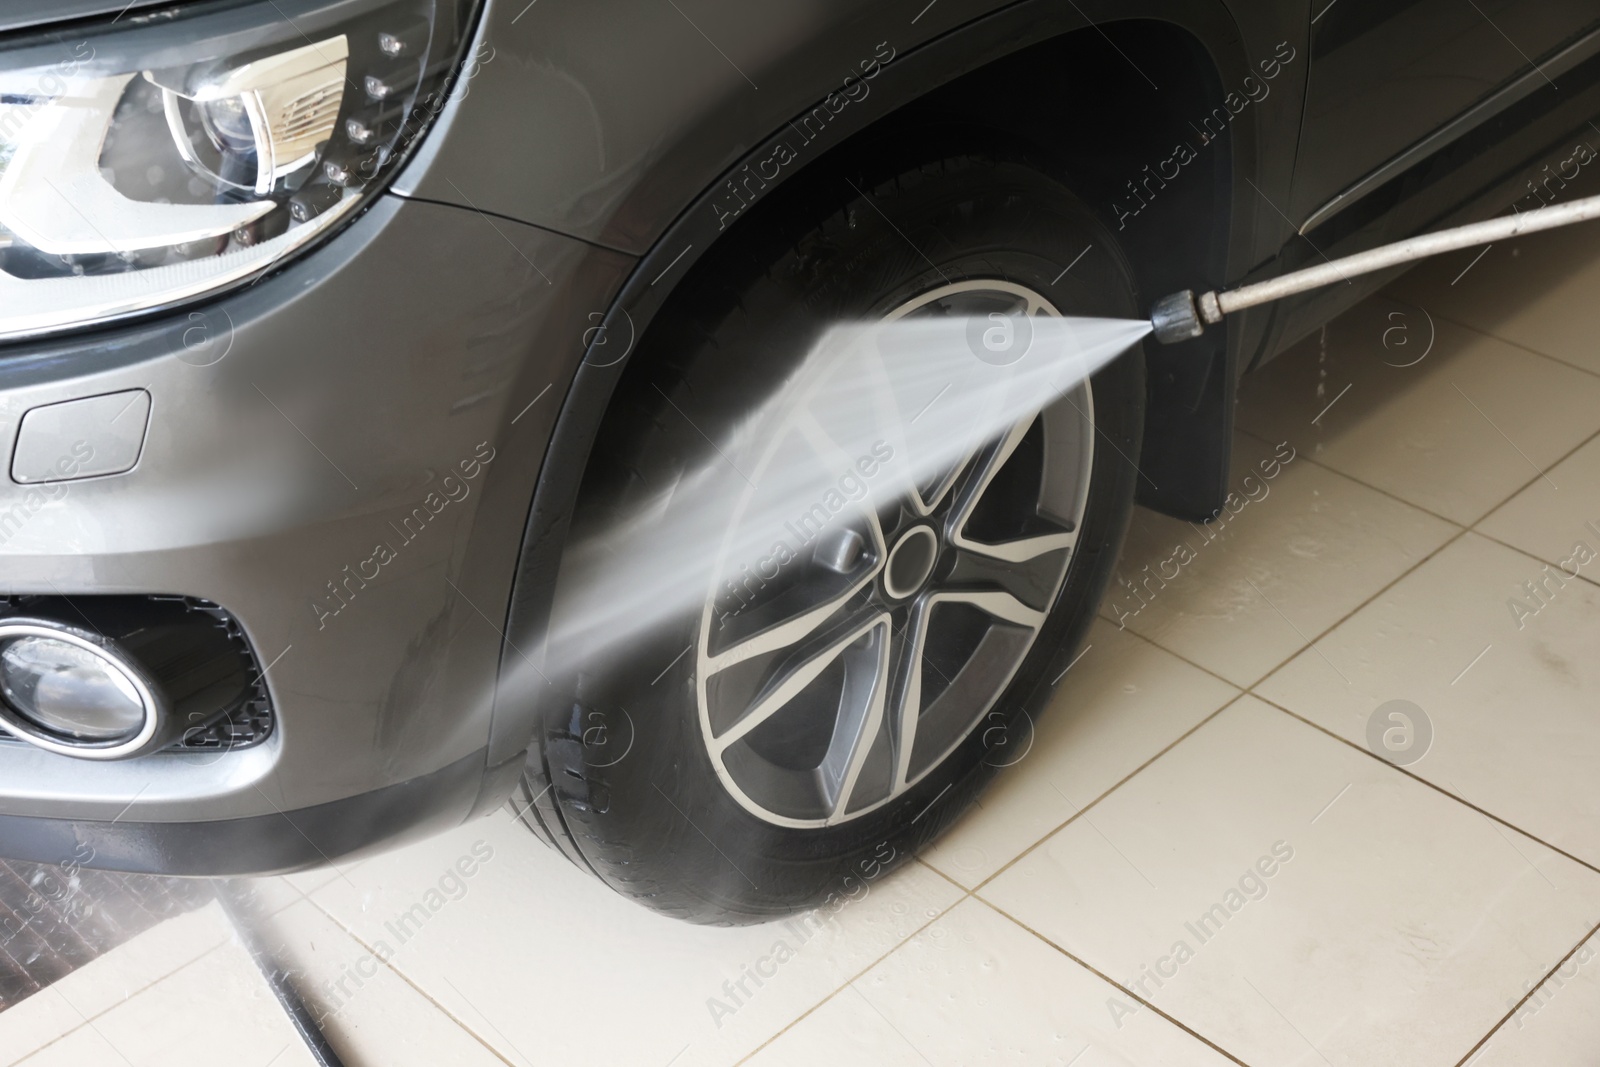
[947, 414, 1080, 563]
[944, 544, 1067, 612]
[890, 598, 932, 791]
[934, 589, 1046, 631]
[948, 417, 1032, 534]
[954, 529, 1078, 563]
[917, 438, 981, 514]
[705, 559, 879, 677]
[825, 618, 893, 822]
[710, 611, 890, 752]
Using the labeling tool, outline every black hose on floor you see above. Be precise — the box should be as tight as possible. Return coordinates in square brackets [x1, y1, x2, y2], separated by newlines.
[214, 880, 347, 1067]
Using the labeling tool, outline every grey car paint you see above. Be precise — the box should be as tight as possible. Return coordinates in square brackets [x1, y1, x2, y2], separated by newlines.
[397, 0, 1304, 333]
[0, 192, 632, 833]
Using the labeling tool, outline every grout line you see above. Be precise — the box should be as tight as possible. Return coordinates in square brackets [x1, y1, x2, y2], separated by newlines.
[1236, 422, 1600, 671]
[222, 870, 512, 1066]
[1426, 308, 1600, 384]
[1082, 442, 1600, 859]
[1237, 330, 1600, 531]
[1468, 527, 1600, 597]
[3, 896, 260, 1059]
[913, 855, 971, 894]
[1452, 917, 1600, 1067]
[1237, 526, 1471, 691]
[971, 897, 1254, 1067]
[977, 626, 1600, 1067]
[1251, 693, 1600, 880]
[1114, 402, 1600, 1062]
[1232, 424, 1467, 528]
[298, 894, 519, 1067]
[1452, 383, 1560, 492]
[967, 694, 1248, 897]
[730, 892, 968, 1066]
[1111, 520, 1471, 698]
[13, 933, 238, 1065]
[1243, 576, 1350, 685]
[1116, 625, 1245, 691]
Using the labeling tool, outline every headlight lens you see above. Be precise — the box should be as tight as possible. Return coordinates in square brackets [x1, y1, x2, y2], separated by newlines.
[0, 0, 477, 342]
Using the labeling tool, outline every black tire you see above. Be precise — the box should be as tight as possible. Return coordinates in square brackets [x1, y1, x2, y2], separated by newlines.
[516, 150, 1146, 924]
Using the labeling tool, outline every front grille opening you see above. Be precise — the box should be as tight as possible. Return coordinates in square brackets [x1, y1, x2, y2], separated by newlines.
[0, 595, 273, 754]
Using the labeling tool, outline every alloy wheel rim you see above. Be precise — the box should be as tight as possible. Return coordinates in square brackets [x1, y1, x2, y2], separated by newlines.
[694, 280, 1095, 828]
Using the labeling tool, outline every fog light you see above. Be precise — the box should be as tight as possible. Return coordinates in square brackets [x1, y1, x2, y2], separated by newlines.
[0, 621, 164, 759]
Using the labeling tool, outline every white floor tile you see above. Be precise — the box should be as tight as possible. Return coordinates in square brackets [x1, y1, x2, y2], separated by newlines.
[17, 932, 318, 1067]
[1236, 299, 1600, 525]
[0, 905, 231, 1067]
[256, 899, 506, 1066]
[1257, 531, 1600, 868]
[305, 811, 961, 1067]
[748, 898, 1235, 1067]
[981, 698, 1600, 1067]
[1466, 924, 1600, 1067]
[1478, 432, 1600, 571]
[923, 620, 1238, 888]
[1389, 162, 1600, 378]
[10, 1026, 142, 1067]
[744, 989, 925, 1066]
[1110, 432, 1455, 686]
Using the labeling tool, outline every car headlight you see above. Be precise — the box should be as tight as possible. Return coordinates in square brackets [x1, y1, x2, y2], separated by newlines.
[0, 0, 478, 342]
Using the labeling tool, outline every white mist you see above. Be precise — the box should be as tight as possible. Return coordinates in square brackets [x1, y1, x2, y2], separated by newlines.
[545, 313, 1152, 667]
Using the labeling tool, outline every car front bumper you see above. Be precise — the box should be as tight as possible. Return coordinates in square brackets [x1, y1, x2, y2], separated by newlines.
[0, 192, 634, 873]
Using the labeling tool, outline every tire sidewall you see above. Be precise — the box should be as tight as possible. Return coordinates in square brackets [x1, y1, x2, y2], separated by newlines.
[551, 157, 1146, 921]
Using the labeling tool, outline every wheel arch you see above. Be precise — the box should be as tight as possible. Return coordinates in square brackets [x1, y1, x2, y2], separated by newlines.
[487, 1, 1292, 765]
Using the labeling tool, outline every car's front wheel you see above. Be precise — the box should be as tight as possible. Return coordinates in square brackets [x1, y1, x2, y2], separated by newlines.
[516, 151, 1146, 923]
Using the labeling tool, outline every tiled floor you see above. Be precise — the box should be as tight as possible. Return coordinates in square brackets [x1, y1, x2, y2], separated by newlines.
[6, 227, 1600, 1066]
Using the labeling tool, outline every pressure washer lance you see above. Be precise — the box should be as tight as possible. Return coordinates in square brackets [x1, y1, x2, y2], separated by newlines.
[1149, 189, 1600, 344]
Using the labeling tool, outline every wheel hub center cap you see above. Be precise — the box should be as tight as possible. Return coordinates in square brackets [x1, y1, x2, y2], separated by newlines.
[883, 525, 939, 599]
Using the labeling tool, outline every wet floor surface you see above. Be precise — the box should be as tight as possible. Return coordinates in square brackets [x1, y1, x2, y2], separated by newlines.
[6, 226, 1600, 1066]
[0, 862, 211, 1012]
